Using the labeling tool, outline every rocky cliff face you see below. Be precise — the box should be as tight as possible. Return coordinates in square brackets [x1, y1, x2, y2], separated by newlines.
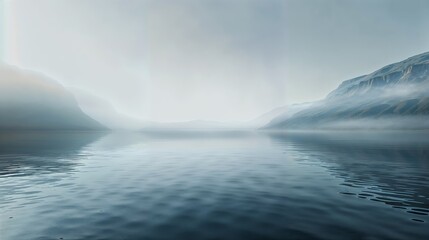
[328, 52, 429, 99]
[266, 52, 429, 129]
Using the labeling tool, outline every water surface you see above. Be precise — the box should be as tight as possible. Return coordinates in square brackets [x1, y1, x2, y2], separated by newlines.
[1, 130, 428, 240]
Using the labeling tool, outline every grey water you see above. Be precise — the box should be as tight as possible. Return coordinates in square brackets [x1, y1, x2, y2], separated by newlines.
[1, 130, 428, 240]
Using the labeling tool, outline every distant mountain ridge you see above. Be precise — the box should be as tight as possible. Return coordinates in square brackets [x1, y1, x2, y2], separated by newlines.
[265, 52, 429, 129]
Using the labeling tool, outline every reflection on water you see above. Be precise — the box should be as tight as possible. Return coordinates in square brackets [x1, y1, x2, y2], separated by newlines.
[0, 131, 428, 240]
[0, 131, 105, 177]
[269, 131, 429, 222]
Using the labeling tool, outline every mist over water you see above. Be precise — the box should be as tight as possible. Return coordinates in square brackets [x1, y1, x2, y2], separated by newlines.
[1, 131, 428, 240]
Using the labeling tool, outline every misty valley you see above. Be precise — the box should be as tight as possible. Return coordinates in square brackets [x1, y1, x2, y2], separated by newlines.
[1, 1, 429, 239]
[2, 49, 429, 240]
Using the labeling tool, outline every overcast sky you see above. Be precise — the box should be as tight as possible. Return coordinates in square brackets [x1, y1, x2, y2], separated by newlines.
[2, 0, 429, 122]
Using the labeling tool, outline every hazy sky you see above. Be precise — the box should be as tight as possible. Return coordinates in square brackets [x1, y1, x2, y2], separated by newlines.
[2, 0, 429, 122]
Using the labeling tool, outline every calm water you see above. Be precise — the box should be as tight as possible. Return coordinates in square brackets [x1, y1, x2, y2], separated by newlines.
[1, 130, 428, 240]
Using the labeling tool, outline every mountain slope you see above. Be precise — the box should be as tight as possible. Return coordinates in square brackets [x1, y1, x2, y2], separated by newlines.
[0, 65, 106, 131]
[266, 52, 429, 129]
[69, 87, 148, 130]
[250, 103, 313, 128]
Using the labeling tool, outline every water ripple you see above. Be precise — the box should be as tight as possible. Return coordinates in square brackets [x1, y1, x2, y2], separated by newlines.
[1, 131, 428, 240]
